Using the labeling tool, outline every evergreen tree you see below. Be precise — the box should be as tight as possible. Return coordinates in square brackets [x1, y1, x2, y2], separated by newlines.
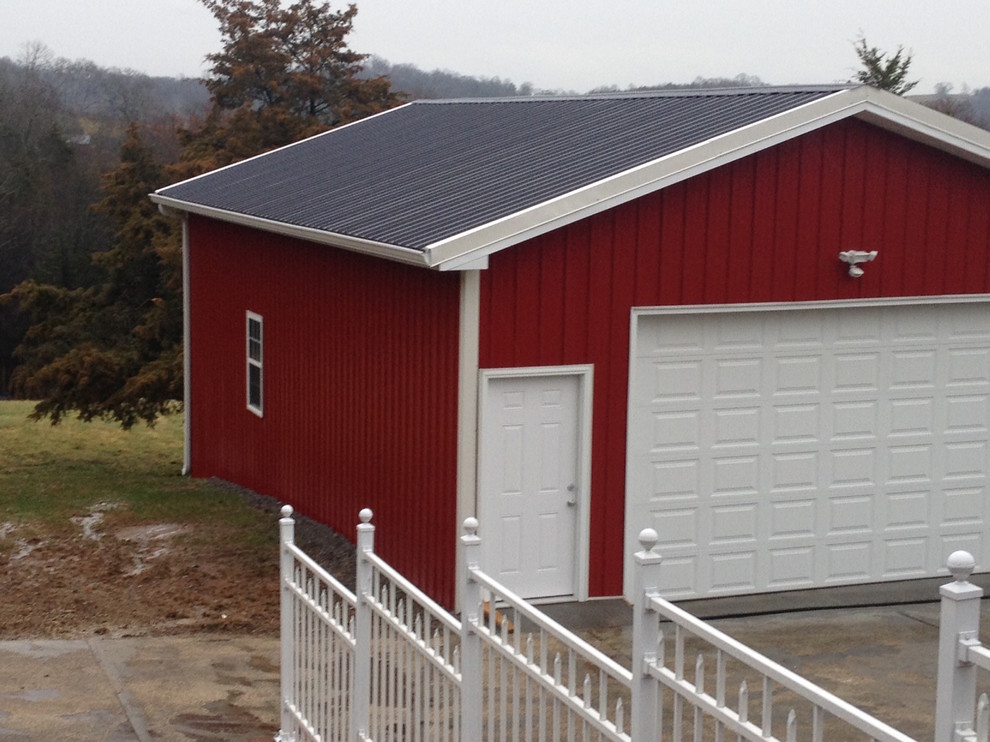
[178, 0, 400, 172]
[5, 125, 181, 428]
[852, 35, 918, 95]
[4, 0, 397, 426]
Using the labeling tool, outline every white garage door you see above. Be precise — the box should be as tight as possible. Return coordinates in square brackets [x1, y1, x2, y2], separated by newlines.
[624, 301, 990, 600]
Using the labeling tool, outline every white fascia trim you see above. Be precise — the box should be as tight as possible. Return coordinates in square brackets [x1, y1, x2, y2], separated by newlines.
[631, 293, 990, 319]
[152, 103, 412, 194]
[854, 86, 990, 166]
[426, 86, 990, 271]
[149, 194, 431, 268]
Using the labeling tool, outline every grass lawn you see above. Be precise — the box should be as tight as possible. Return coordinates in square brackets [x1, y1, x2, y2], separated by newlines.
[0, 400, 282, 637]
[1, 400, 264, 534]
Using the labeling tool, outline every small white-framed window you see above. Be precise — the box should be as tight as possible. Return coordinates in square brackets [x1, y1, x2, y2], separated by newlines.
[246, 311, 263, 416]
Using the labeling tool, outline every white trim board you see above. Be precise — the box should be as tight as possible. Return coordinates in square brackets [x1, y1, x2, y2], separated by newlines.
[454, 270, 481, 611]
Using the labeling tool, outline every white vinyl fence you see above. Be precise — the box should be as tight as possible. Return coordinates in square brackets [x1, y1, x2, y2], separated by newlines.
[935, 550, 990, 742]
[276, 506, 990, 742]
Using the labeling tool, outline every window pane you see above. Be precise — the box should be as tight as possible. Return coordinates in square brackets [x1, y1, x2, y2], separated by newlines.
[248, 365, 262, 409]
[248, 338, 261, 362]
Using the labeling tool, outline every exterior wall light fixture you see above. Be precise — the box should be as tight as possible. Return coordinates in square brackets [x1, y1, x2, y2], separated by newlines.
[839, 250, 878, 278]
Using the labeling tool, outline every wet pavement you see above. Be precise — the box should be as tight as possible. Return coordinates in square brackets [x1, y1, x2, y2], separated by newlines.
[540, 574, 990, 741]
[0, 635, 279, 741]
[4, 575, 990, 740]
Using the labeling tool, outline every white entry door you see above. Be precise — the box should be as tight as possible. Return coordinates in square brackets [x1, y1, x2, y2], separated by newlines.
[479, 372, 584, 599]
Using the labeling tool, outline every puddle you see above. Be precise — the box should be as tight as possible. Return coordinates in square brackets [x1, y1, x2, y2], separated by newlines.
[70, 502, 119, 541]
[5, 688, 60, 702]
[116, 523, 187, 576]
[171, 699, 269, 739]
[11, 539, 43, 561]
[116, 524, 186, 542]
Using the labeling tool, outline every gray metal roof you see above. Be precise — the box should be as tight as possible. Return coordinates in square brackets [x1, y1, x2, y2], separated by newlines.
[154, 86, 851, 254]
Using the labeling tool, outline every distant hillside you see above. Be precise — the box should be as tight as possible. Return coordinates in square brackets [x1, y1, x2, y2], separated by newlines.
[911, 85, 990, 130]
[363, 57, 537, 99]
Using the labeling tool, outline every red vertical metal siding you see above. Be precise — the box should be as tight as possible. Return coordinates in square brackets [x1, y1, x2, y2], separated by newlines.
[478, 118, 990, 597]
[188, 217, 462, 605]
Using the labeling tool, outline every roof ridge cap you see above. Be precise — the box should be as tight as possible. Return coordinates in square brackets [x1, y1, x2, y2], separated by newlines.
[411, 84, 856, 106]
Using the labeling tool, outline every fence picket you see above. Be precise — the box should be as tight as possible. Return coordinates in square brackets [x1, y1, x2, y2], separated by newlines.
[277, 510, 961, 742]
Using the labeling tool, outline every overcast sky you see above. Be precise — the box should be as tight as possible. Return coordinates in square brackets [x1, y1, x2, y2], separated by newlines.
[2, 0, 988, 95]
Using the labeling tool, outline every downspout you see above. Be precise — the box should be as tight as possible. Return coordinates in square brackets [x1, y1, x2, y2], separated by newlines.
[157, 204, 192, 476]
[181, 215, 191, 476]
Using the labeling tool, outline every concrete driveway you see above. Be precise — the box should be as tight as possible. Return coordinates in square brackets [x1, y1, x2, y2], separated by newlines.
[4, 575, 990, 740]
[0, 635, 279, 741]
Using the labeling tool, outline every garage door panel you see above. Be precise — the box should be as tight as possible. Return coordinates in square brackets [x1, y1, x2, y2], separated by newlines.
[650, 502, 699, 547]
[829, 449, 876, 488]
[710, 503, 759, 543]
[942, 486, 986, 524]
[769, 499, 817, 538]
[771, 452, 818, 492]
[715, 358, 762, 396]
[835, 311, 883, 345]
[651, 459, 701, 498]
[825, 542, 873, 581]
[768, 547, 816, 588]
[948, 349, 990, 385]
[827, 495, 874, 534]
[948, 307, 990, 340]
[626, 302, 990, 600]
[891, 350, 937, 389]
[773, 404, 820, 442]
[884, 491, 931, 529]
[946, 395, 989, 433]
[652, 410, 701, 449]
[714, 318, 766, 350]
[713, 408, 761, 447]
[890, 311, 938, 343]
[713, 456, 759, 495]
[883, 538, 929, 576]
[886, 444, 933, 485]
[833, 401, 879, 439]
[651, 360, 704, 402]
[774, 355, 822, 394]
[944, 441, 988, 479]
[889, 398, 936, 437]
[833, 353, 881, 391]
[710, 552, 758, 592]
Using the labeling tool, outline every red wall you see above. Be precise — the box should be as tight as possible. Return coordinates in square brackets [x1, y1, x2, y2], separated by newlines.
[188, 217, 462, 605]
[478, 118, 990, 597]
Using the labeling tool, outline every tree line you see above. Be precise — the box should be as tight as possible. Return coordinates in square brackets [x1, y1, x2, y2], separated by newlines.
[1, 10, 988, 426]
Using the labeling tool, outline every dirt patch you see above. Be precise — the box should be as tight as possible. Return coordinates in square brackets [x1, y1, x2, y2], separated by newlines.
[0, 484, 356, 639]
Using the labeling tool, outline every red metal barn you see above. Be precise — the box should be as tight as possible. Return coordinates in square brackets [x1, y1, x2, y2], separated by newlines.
[153, 86, 990, 608]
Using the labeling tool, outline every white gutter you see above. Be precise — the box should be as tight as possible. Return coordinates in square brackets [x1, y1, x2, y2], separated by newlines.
[150, 195, 431, 269]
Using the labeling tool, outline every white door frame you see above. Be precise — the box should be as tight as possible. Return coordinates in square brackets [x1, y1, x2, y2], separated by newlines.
[477, 364, 594, 601]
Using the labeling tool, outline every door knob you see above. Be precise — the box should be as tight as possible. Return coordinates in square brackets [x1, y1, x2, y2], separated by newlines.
[566, 484, 577, 506]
